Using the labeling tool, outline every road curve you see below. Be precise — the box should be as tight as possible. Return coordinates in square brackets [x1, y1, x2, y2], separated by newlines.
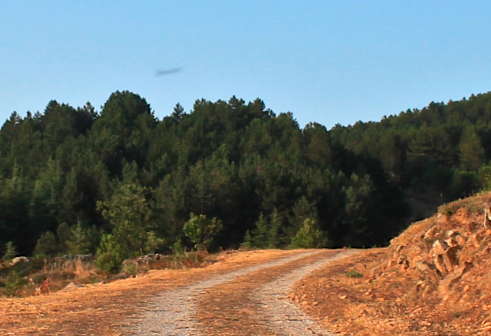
[125, 249, 358, 336]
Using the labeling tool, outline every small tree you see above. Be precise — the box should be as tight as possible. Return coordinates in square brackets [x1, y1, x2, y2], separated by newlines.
[95, 234, 123, 273]
[145, 231, 165, 254]
[2, 241, 17, 261]
[56, 222, 71, 254]
[66, 220, 90, 255]
[267, 209, 282, 248]
[4, 271, 27, 296]
[183, 213, 223, 251]
[33, 232, 58, 257]
[242, 210, 284, 249]
[97, 183, 155, 258]
[290, 218, 330, 248]
[244, 213, 269, 248]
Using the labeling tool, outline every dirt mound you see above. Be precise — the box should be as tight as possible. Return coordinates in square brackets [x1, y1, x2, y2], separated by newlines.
[293, 192, 491, 335]
[385, 193, 491, 305]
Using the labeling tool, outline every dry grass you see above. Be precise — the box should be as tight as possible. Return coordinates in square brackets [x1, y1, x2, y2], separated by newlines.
[0, 249, 302, 335]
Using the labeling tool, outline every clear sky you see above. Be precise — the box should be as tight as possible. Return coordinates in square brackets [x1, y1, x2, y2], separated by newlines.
[1, 1, 491, 129]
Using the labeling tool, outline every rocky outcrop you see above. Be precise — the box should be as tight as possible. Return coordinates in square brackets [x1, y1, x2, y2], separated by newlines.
[370, 195, 491, 300]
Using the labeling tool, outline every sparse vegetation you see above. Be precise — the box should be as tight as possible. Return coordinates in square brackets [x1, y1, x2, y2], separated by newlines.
[344, 270, 363, 278]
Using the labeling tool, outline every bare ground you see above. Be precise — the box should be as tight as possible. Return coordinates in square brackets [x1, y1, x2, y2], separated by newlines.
[0, 249, 305, 336]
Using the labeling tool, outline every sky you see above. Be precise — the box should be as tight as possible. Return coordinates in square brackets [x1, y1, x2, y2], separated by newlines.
[1, 1, 491, 130]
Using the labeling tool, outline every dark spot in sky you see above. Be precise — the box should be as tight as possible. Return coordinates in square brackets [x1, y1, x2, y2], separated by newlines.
[155, 68, 182, 76]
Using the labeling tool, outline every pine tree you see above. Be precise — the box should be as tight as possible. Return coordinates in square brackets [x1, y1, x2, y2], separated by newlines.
[66, 220, 90, 255]
[33, 232, 57, 257]
[459, 124, 484, 171]
[2, 241, 17, 261]
[290, 218, 329, 248]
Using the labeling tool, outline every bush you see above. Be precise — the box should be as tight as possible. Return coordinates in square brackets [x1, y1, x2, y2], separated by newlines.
[3, 271, 27, 296]
[121, 263, 138, 276]
[33, 232, 57, 258]
[95, 234, 124, 273]
[345, 270, 363, 278]
[183, 213, 223, 251]
[290, 218, 330, 248]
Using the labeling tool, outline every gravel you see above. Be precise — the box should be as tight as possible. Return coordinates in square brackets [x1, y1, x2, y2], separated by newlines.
[254, 250, 359, 336]
[124, 250, 358, 336]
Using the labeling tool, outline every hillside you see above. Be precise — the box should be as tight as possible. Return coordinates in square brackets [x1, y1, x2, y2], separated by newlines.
[294, 192, 491, 335]
[2, 90, 491, 270]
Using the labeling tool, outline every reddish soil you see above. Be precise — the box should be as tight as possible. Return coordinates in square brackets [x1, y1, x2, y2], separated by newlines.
[293, 193, 491, 336]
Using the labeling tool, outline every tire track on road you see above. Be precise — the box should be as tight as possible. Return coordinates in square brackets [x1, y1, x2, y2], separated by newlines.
[125, 250, 323, 335]
[197, 249, 358, 336]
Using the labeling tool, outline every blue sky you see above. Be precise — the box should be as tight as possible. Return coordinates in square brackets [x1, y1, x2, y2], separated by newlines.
[1, 1, 491, 129]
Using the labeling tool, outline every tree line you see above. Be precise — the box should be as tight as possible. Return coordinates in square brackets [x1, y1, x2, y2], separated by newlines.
[3, 90, 490, 262]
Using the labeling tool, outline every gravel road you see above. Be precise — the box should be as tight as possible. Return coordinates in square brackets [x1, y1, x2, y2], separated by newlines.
[256, 250, 359, 336]
[125, 249, 357, 336]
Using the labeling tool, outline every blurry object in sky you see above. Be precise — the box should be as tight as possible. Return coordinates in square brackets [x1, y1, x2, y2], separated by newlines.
[155, 68, 182, 76]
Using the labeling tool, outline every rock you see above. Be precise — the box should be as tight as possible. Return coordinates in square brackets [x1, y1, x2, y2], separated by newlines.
[63, 282, 84, 291]
[369, 264, 385, 278]
[424, 225, 438, 241]
[434, 255, 447, 275]
[442, 246, 460, 272]
[431, 240, 448, 256]
[437, 264, 468, 297]
[11, 256, 29, 265]
[416, 260, 433, 273]
[469, 233, 481, 248]
[455, 235, 466, 246]
[445, 237, 457, 247]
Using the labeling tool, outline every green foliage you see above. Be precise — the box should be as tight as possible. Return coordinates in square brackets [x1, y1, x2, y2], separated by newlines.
[56, 222, 71, 254]
[97, 183, 159, 258]
[243, 210, 285, 249]
[183, 213, 223, 251]
[2, 241, 17, 261]
[8, 91, 491, 255]
[33, 232, 57, 257]
[145, 231, 165, 254]
[65, 220, 90, 255]
[95, 234, 123, 273]
[450, 170, 479, 199]
[3, 271, 27, 296]
[459, 124, 484, 171]
[171, 239, 185, 255]
[345, 270, 363, 278]
[121, 263, 138, 276]
[290, 218, 330, 248]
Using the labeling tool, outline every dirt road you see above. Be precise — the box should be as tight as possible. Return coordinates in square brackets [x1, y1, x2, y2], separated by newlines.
[0, 249, 358, 335]
[126, 249, 358, 336]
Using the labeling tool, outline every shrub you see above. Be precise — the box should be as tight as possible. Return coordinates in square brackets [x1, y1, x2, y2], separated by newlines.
[290, 218, 330, 248]
[183, 213, 223, 251]
[95, 234, 124, 273]
[345, 270, 363, 278]
[3, 271, 27, 296]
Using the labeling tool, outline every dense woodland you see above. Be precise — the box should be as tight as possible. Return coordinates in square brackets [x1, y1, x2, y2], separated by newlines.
[1, 91, 491, 263]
